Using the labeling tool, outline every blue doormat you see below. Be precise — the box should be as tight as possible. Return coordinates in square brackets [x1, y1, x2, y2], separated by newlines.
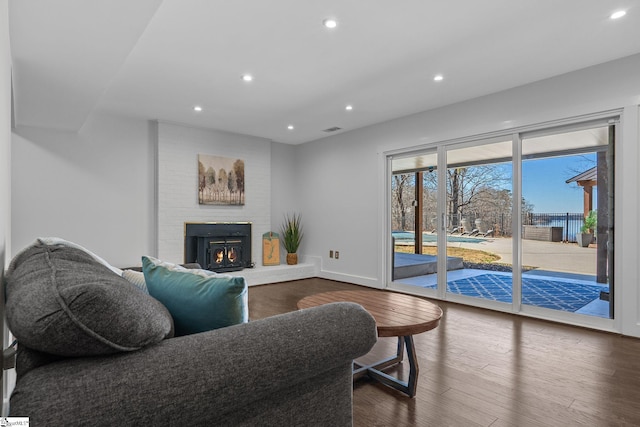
[441, 274, 606, 312]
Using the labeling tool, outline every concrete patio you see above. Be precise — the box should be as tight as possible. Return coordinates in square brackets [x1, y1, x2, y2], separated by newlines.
[448, 236, 597, 276]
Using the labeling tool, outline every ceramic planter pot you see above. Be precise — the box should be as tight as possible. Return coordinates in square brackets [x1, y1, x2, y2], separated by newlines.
[577, 232, 593, 247]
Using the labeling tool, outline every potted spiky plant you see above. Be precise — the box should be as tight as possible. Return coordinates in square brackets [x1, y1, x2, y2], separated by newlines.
[281, 213, 303, 265]
[577, 210, 597, 247]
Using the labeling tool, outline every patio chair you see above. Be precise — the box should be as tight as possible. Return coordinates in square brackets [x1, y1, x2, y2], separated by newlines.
[481, 229, 494, 237]
[463, 229, 479, 236]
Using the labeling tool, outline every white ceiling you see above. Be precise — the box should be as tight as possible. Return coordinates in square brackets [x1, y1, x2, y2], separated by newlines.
[9, 0, 640, 144]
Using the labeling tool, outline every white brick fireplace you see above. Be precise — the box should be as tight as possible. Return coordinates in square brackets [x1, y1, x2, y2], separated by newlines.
[156, 121, 317, 285]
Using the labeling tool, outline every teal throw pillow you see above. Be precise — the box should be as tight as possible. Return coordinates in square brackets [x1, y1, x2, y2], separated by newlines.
[142, 256, 248, 336]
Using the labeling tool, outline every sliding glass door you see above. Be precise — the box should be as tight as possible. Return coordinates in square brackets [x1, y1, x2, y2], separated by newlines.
[391, 139, 514, 306]
[443, 139, 513, 305]
[521, 125, 613, 318]
[388, 117, 616, 323]
[391, 151, 440, 291]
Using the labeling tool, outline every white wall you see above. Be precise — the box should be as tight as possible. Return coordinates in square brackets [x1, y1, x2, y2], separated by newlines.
[0, 0, 10, 266]
[296, 132, 381, 287]
[270, 141, 299, 258]
[11, 112, 155, 267]
[156, 122, 271, 265]
[1, 0, 12, 415]
[296, 53, 640, 336]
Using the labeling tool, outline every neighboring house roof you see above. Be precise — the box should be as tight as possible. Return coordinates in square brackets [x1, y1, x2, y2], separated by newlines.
[566, 166, 596, 184]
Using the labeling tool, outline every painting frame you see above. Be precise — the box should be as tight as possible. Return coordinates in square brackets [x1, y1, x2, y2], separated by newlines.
[198, 154, 245, 205]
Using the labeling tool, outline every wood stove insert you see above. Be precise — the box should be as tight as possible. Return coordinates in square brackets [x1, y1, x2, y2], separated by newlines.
[184, 222, 253, 272]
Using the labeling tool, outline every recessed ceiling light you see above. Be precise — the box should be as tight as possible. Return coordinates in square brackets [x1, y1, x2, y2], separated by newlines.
[323, 18, 338, 29]
[434, 74, 444, 82]
[610, 10, 626, 19]
[193, 105, 203, 112]
[241, 74, 253, 82]
[287, 125, 294, 130]
[345, 105, 353, 111]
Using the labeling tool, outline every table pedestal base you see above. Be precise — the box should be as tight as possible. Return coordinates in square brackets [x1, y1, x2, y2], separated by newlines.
[353, 335, 418, 397]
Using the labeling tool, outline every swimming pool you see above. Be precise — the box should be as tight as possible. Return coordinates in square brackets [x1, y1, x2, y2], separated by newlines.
[392, 231, 486, 244]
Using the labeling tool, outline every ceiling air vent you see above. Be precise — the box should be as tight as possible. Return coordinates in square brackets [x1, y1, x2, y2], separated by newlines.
[323, 126, 342, 133]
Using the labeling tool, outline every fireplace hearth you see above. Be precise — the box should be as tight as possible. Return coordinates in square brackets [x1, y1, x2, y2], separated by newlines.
[184, 222, 253, 272]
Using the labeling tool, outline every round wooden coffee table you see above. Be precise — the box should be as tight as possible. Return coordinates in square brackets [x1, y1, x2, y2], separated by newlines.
[297, 290, 442, 397]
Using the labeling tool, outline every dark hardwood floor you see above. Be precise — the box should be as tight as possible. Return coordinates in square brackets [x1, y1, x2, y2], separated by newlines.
[249, 278, 640, 427]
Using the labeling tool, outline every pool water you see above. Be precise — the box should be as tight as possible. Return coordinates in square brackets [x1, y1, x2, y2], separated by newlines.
[392, 231, 486, 244]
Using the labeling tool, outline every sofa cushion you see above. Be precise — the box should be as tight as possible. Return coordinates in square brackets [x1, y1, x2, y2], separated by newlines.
[35, 236, 123, 275]
[5, 244, 174, 357]
[122, 269, 148, 294]
[142, 256, 248, 336]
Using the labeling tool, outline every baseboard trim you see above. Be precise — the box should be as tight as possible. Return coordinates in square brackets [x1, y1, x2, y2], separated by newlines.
[318, 270, 383, 289]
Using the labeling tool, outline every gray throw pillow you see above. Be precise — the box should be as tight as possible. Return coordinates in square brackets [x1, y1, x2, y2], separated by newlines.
[5, 244, 174, 356]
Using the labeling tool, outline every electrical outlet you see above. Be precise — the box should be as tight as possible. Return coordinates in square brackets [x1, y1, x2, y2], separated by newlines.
[329, 250, 334, 258]
[335, 251, 339, 259]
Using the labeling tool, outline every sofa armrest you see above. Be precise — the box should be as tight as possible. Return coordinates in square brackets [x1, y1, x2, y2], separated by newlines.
[10, 302, 377, 426]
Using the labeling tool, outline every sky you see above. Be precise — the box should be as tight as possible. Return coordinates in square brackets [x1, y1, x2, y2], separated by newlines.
[522, 154, 597, 213]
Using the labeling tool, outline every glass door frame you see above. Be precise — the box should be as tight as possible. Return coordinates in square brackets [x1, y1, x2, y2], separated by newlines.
[517, 120, 617, 324]
[384, 113, 619, 331]
[437, 135, 521, 311]
[386, 148, 442, 299]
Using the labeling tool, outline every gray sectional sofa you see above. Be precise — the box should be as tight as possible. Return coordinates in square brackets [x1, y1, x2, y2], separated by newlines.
[4, 241, 377, 426]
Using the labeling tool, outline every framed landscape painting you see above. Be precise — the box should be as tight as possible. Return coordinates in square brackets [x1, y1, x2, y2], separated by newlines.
[198, 154, 245, 205]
